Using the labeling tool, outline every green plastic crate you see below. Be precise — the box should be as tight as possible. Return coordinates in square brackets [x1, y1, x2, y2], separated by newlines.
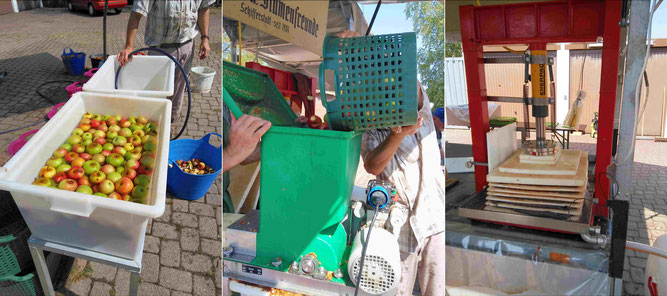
[0, 272, 41, 296]
[319, 32, 418, 131]
[0, 215, 31, 277]
[222, 61, 297, 126]
[254, 126, 362, 272]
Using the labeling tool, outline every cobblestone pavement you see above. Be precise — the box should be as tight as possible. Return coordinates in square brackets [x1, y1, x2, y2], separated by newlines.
[0, 6, 222, 296]
[445, 128, 667, 296]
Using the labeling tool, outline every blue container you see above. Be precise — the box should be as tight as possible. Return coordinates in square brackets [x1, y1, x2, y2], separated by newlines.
[167, 133, 222, 200]
[61, 48, 86, 76]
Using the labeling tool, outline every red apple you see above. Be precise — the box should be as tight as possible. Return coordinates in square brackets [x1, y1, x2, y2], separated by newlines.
[120, 120, 131, 128]
[92, 154, 106, 164]
[92, 184, 100, 193]
[101, 150, 111, 157]
[39, 166, 57, 179]
[79, 123, 91, 132]
[112, 147, 127, 156]
[71, 157, 85, 168]
[122, 194, 131, 201]
[308, 115, 322, 129]
[122, 168, 137, 180]
[137, 164, 153, 176]
[64, 152, 79, 163]
[67, 166, 84, 179]
[93, 137, 106, 145]
[100, 164, 116, 175]
[78, 176, 91, 186]
[125, 159, 140, 170]
[107, 117, 117, 126]
[108, 192, 122, 200]
[90, 119, 100, 128]
[97, 124, 108, 132]
[58, 179, 78, 191]
[53, 148, 68, 158]
[72, 144, 85, 154]
[53, 172, 67, 183]
[114, 177, 134, 195]
[79, 153, 91, 161]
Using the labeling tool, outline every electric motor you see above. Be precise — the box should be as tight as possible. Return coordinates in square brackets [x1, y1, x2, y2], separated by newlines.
[348, 227, 401, 295]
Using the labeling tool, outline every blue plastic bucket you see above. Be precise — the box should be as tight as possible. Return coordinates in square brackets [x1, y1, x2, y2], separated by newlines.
[61, 48, 86, 75]
[167, 133, 222, 200]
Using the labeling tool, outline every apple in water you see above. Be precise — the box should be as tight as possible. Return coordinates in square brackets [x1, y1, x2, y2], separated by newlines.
[83, 113, 93, 119]
[53, 148, 67, 158]
[71, 157, 85, 168]
[122, 168, 137, 179]
[124, 158, 140, 170]
[89, 171, 106, 184]
[58, 179, 78, 191]
[67, 135, 82, 146]
[124, 150, 140, 161]
[108, 192, 122, 200]
[82, 132, 93, 141]
[132, 130, 145, 138]
[112, 147, 127, 156]
[131, 186, 148, 203]
[90, 119, 100, 128]
[137, 116, 148, 124]
[123, 143, 134, 152]
[97, 124, 108, 133]
[81, 138, 92, 147]
[33, 177, 51, 187]
[60, 143, 72, 151]
[86, 143, 103, 155]
[106, 117, 117, 126]
[78, 176, 91, 186]
[93, 137, 106, 145]
[134, 174, 150, 187]
[53, 172, 68, 183]
[64, 152, 78, 162]
[112, 136, 127, 147]
[101, 150, 111, 157]
[107, 172, 122, 183]
[140, 156, 155, 169]
[93, 130, 106, 139]
[98, 179, 115, 194]
[92, 154, 105, 164]
[119, 127, 132, 138]
[67, 166, 84, 179]
[79, 123, 91, 132]
[133, 146, 143, 154]
[141, 151, 156, 159]
[129, 135, 142, 147]
[56, 164, 71, 173]
[115, 177, 134, 195]
[122, 194, 131, 201]
[72, 128, 84, 136]
[76, 185, 93, 195]
[120, 120, 131, 128]
[114, 115, 122, 122]
[47, 157, 64, 168]
[79, 153, 91, 161]
[83, 160, 100, 175]
[102, 143, 114, 151]
[106, 153, 125, 167]
[128, 116, 137, 124]
[116, 167, 125, 174]
[94, 192, 107, 197]
[109, 124, 120, 133]
[39, 166, 57, 179]
[129, 124, 142, 132]
[144, 141, 157, 152]
[100, 164, 116, 175]
[137, 164, 153, 176]
[106, 131, 118, 140]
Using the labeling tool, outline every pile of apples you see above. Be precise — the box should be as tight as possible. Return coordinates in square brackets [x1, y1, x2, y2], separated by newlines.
[32, 113, 159, 204]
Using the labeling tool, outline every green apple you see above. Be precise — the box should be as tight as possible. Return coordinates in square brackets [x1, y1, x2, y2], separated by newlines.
[143, 141, 157, 152]
[116, 167, 125, 174]
[134, 174, 150, 187]
[119, 127, 132, 138]
[93, 192, 107, 197]
[137, 116, 148, 124]
[112, 136, 127, 147]
[103, 143, 114, 151]
[81, 138, 92, 147]
[106, 153, 125, 167]
[114, 115, 122, 122]
[60, 143, 72, 151]
[125, 150, 141, 161]
[107, 172, 122, 183]
[46, 157, 64, 168]
[106, 131, 118, 140]
[123, 143, 134, 152]
[99, 180, 115, 194]
[83, 160, 100, 175]
[72, 128, 84, 136]
[82, 132, 93, 141]
[92, 154, 106, 164]
[33, 177, 51, 187]
[56, 164, 71, 173]
[128, 116, 137, 124]
[76, 185, 93, 195]
[131, 186, 148, 204]
[67, 135, 82, 145]
[140, 156, 155, 169]
[86, 143, 103, 155]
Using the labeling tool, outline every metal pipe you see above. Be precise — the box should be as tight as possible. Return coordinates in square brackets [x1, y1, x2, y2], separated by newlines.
[626, 241, 667, 260]
[536, 118, 546, 147]
[523, 84, 531, 142]
[550, 82, 557, 134]
[581, 233, 609, 246]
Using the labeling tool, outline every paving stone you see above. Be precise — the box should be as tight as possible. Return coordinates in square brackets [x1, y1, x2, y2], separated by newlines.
[173, 212, 199, 228]
[67, 277, 92, 296]
[206, 193, 221, 205]
[173, 292, 194, 296]
[190, 203, 216, 217]
[181, 227, 200, 252]
[200, 216, 218, 239]
[201, 238, 221, 257]
[159, 267, 193, 292]
[161, 239, 181, 268]
[193, 275, 217, 296]
[113, 269, 130, 296]
[624, 282, 643, 296]
[155, 204, 171, 223]
[214, 258, 222, 289]
[216, 208, 222, 226]
[173, 199, 190, 212]
[630, 266, 644, 284]
[629, 257, 647, 268]
[89, 261, 117, 282]
[182, 252, 213, 273]
[144, 235, 160, 253]
[90, 281, 113, 296]
[138, 282, 171, 296]
[152, 222, 178, 239]
[141, 253, 160, 283]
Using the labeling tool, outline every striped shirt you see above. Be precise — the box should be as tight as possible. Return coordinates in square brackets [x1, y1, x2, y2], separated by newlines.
[361, 88, 446, 254]
[133, 0, 215, 47]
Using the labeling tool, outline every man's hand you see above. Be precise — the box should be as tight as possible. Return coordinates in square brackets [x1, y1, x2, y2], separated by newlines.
[391, 117, 423, 138]
[337, 30, 361, 38]
[118, 47, 133, 66]
[223, 115, 271, 172]
[199, 38, 210, 60]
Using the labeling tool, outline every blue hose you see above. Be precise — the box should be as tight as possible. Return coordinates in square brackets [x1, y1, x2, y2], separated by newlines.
[114, 47, 191, 141]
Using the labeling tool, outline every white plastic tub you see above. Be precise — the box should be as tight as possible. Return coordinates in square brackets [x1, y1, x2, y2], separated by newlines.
[0, 92, 171, 261]
[83, 55, 175, 98]
[190, 66, 216, 93]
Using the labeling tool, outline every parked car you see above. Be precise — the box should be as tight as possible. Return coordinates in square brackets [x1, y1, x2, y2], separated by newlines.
[67, 0, 127, 16]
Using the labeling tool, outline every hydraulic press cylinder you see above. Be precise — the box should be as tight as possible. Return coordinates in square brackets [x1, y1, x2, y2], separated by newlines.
[530, 46, 549, 149]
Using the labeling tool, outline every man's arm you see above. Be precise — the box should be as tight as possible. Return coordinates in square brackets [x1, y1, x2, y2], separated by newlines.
[197, 7, 211, 60]
[118, 12, 142, 66]
[363, 117, 423, 175]
[223, 115, 271, 173]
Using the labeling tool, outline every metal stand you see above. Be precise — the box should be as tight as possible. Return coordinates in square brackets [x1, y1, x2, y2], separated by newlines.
[27, 236, 141, 296]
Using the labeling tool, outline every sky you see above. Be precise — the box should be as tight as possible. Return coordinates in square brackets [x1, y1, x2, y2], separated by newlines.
[652, 4, 667, 38]
[360, 3, 414, 35]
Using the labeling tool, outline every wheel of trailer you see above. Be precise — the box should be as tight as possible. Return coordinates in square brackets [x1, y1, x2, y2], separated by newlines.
[115, 8, 122, 14]
[67, 1, 74, 12]
[88, 4, 96, 16]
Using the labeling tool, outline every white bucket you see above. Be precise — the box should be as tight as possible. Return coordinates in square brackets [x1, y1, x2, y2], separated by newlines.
[83, 55, 175, 98]
[190, 66, 216, 93]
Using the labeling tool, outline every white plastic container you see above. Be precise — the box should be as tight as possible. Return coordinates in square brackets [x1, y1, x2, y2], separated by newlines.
[0, 92, 171, 262]
[190, 66, 216, 93]
[83, 55, 175, 98]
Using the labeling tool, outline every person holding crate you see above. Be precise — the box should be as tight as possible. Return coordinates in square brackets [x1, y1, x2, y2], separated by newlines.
[118, 0, 215, 123]
[337, 30, 446, 295]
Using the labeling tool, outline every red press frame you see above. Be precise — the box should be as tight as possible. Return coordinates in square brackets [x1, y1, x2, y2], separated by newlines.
[459, 0, 622, 218]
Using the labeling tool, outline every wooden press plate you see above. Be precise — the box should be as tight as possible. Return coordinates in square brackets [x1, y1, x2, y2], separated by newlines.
[486, 195, 584, 208]
[487, 186, 584, 198]
[519, 150, 561, 164]
[485, 200, 583, 215]
[486, 151, 588, 186]
[483, 205, 582, 221]
[498, 150, 581, 176]
[489, 183, 586, 193]
[485, 191, 583, 202]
